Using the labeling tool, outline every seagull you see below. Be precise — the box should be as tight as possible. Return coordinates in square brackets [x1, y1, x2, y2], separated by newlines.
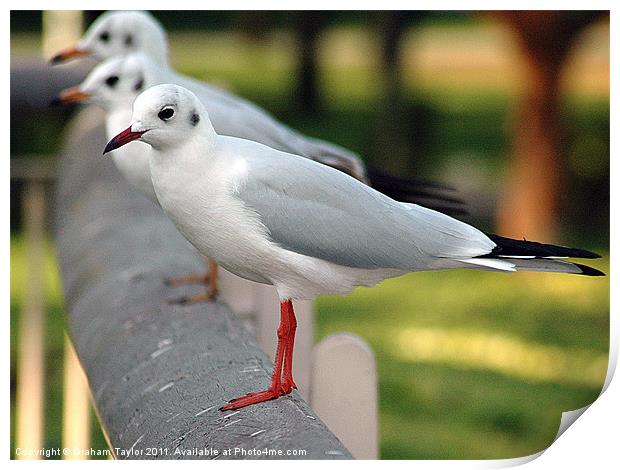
[51, 55, 219, 301]
[103, 84, 604, 411]
[51, 53, 469, 302]
[51, 10, 467, 215]
[52, 57, 156, 202]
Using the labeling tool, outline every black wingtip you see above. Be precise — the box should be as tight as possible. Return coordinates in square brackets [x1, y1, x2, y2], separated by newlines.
[573, 263, 606, 277]
[364, 167, 469, 216]
[366, 167, 458, 192]
[485, 234, 602, 260]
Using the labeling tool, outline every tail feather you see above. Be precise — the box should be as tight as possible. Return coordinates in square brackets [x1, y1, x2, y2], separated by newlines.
[474, 234, 604, 276]
[457, 258, 516, 272]
[509, 258, 604, 276]
[570, 262, 606, 277]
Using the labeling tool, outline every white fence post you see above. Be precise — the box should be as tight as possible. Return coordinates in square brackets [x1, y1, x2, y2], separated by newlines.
[310, 333, 379, 459]
[42, 10, 83, 60]
[62, 336, 91, 459]
[217, 268, 259, 320]
[14, 181, 46, 459]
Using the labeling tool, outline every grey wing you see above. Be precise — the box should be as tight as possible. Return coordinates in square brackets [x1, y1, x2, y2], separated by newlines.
[235, 150, 494, 269]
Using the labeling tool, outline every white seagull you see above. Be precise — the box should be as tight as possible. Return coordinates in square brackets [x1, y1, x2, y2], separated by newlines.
[51, 55, 219, 300]
[52, 53, 466, 302]
[51, 10, 466, 214]
[52, 56, 156, 201]
[104, 84, 604, 411]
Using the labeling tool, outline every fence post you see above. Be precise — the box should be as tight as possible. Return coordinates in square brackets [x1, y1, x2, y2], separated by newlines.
[62, 336, 92, 459]
[14, 180, 46, 459]
[42, 10, 83, 60]
[310, 333, 379, 459]
[217, 268, 260, 319]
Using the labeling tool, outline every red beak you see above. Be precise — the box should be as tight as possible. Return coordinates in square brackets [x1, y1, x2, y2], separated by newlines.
[49, 45, 90, 65]
[103, 126, 147, 155]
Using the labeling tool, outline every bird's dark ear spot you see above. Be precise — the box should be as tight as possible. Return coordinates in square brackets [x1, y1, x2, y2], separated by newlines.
[190, 111, 200, 127]
[125, 34, 134, 47]
[134, 76, 144, 92]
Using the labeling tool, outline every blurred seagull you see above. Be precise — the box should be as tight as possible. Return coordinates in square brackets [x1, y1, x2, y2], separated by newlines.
[52, 57, 155, 200]
[51, 55, 219, 301]
[104, 84, 604, 411]
[51, 10, 467, 215]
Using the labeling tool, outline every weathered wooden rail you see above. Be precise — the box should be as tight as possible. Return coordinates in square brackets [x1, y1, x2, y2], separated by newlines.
[53, 106, 352, 459]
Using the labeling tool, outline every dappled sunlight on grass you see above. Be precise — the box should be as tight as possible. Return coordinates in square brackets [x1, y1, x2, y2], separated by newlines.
[376, 360, 590, 459]
[518, 269, 609, 311]
[381, 410, 530, 460]
[393, 326, 607, 387]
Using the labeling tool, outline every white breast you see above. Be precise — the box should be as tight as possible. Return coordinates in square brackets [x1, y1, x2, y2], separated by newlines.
[149, 140, 276, 283]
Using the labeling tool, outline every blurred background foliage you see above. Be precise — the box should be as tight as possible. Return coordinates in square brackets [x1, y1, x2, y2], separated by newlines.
[10, 10, 609, 460]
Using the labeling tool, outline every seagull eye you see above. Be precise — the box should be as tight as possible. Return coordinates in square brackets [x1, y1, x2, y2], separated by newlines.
[105, 75, 119, 88]
[158, 107, 175, 121]
[99, 31, 110, 42]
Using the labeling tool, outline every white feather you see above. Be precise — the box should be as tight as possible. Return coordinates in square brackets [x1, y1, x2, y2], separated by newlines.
[457, 258, 517, 272]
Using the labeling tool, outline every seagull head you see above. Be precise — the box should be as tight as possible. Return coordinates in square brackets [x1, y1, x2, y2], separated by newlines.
[51, 54, 157, 110]
[103, 84, 209, 154]
[50, 11, 168, 66]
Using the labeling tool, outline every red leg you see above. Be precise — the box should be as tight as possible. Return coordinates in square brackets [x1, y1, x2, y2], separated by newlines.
[281, 300, 297, 393]
[220, 300, 294, 411]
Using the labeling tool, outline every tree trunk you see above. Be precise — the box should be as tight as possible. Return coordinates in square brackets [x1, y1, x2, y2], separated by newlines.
[496, 11, 605, 242]
[375, 11, 414, 176]
[294, 12, 326, 115]
[497, 43, 565, 242]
